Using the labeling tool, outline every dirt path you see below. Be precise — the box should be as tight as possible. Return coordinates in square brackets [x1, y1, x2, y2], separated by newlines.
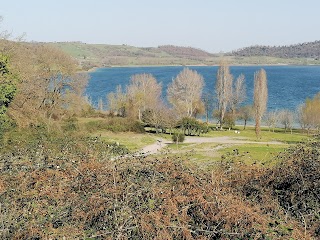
[139, 138, 171, 155]
[139, 136, 283, 155]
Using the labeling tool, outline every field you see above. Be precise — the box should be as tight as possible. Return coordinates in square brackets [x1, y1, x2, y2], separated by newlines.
[80, 118, 310, 168]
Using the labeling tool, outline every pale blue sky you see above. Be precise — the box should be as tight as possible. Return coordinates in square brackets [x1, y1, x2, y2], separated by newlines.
[1, 0, 320, 52]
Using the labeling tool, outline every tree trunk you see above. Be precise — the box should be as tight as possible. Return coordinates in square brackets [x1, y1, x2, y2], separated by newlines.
[255, 118, 261, 139]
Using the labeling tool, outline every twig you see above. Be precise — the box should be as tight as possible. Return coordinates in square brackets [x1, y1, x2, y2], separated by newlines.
[298, 211, 307, 238]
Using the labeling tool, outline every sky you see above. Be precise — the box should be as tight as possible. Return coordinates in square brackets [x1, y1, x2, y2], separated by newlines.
[1, 0, 320, 53]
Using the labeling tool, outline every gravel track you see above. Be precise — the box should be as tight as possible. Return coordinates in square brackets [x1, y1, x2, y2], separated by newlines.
[139, 136, 283, 155]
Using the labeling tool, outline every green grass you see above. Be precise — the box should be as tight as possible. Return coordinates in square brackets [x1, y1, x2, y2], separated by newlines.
[95, 131, 156, 151]
[164, 129, 300, 168]
[76, 117, 310, 168]
[166, 142, 224, 169]
[218, 143, 289, 166]
[204, 125, 309, 144]
[166, 141, 289, 168]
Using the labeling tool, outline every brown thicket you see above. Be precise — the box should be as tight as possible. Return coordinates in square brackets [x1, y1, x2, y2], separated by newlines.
[0, 40, 90, 127]
[0, 127, 317, 239]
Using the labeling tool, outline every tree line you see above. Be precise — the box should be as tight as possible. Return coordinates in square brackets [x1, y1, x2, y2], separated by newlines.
[231, 40, 320, 59]
[106, 62, 271, 137]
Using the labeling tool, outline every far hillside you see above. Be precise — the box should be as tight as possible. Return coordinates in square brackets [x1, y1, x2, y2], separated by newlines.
[47, 42, 220, 70]
[231, 40, 320, 59]
[158, 45, 215, 58]
[46, 40, 320, 69]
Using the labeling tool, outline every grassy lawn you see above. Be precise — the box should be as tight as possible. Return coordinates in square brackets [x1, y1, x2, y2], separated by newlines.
[166, 142, 225, 169]
[204, 125, 309, 144]
[161, 126, 309, 169]
[94, 131, 156, 151]
[218, 143, 289, 166]
[166, 141, 289, 168]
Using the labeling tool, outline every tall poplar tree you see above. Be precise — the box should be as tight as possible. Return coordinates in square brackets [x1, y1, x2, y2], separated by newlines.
[215, 61, 233, 129]
[253, 69, 268, 138]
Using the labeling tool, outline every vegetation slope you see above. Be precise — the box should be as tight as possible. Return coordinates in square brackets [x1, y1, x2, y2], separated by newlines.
[231, 40, 320, 59]
[46, 41, 320, 69]
[0, 125, 319, 239]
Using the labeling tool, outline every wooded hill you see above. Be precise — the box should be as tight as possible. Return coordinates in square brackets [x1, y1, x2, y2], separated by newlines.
[46, 42, 220, 70]
[46, 40, 320, 69]
[157, 45, 215, 58]
[231, 40, 320, 59]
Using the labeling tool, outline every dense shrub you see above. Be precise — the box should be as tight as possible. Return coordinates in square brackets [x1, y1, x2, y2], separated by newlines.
[177, 117, 208, 136]
[248, 139, 320, 237]
[220, 137, 320, 238]
[0, 128, 312, 239]
[84, 117, 145, 133]
[172, 132, 185, 143]
[62, 117, 79, 131]
[0, 125, 318, 239]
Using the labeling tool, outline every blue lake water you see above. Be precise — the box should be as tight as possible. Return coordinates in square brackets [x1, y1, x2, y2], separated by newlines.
[87, 65, 320, 112]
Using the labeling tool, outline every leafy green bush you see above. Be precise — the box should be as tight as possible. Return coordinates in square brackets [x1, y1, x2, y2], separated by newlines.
[177, 117, 208, 136]
[62, 117, 79, 131]
[172, 132, 185, 143]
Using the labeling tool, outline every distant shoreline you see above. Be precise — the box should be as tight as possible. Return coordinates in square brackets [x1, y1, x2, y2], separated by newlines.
[82, 63, 320, 73]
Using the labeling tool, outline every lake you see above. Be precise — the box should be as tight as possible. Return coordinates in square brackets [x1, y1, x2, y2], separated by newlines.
[87, 65, 320, 112]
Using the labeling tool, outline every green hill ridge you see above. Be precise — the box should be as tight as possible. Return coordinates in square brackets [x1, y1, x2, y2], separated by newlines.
[46, 41, 320, 69]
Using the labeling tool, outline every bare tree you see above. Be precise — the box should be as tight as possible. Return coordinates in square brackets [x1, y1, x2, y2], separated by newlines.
[0, 16, 11, 40]
[167, 68, 204, 118]
[141, 103, 171, 134]
[97, 98, 104, 112]
[238, 105, 253, 130]
[127, 73, 162, 120]
[229, 73, 246, 127]
[162, 108, 179, 135]
[7, 44, 89, 126]
[278, 109, 294, 134]
[63, 72, 90, 116]
[215, 61, 233, 129]
[253, 69, 268, 138]
[264, 110, 278, 132]
[297, 93, 320, 134]
[297, 104, 313, 134]
[202, 92, 214, 123]
[232, 74, 246, 111]
[107, 85, 127, 117]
